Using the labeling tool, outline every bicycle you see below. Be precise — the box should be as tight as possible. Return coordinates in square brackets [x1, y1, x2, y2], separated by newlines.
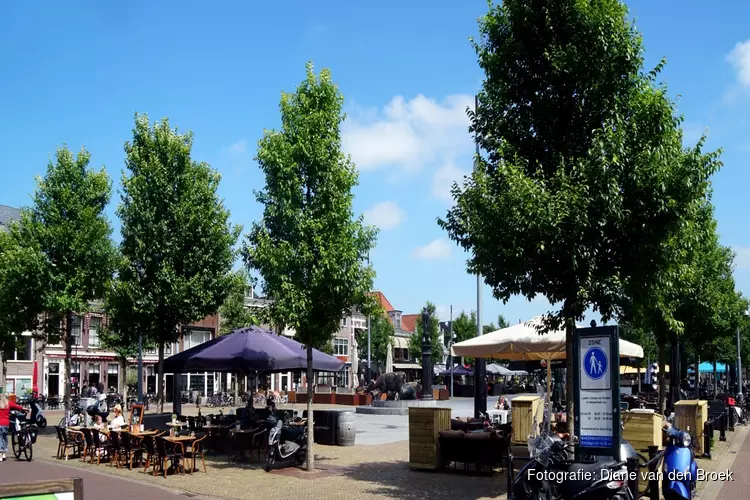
[10, 410, 35, 462]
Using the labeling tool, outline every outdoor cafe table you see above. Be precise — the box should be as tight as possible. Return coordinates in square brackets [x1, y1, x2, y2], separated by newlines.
[202, 424, 232, 454]
[229, 428, 256, 463]
[166, 421, 185, 437]
[165, 435, 198, 474]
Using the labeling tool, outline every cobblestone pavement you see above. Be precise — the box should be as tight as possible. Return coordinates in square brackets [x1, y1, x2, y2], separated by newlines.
[31, 434, 506, 500]
[23, 418, 748, 500]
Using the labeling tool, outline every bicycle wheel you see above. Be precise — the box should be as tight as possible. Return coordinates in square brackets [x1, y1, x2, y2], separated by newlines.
[23, 433, 33, 462]
[11, 432, 22, 460]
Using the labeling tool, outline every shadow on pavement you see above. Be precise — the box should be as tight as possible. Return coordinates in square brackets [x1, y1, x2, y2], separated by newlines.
[340, 461, 507, 500]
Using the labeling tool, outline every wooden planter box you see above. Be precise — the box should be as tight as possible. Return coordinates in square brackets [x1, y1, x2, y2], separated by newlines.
[313, 392, 335, 405]
[511, 395, 542, 444]
[287, 391, 296, 404]
[674, 400, 708, 455]
[409, 407, 451, 470]
[622, 410, 665, 452]
[335, 393, 355, 406]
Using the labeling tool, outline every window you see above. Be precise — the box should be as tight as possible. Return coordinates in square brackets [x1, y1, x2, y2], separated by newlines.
[71, 315, 82, 346]
[184, 329, 212, 351]
[3, 335, 33, 361]
[108, 364, 119, 375]
[145, 344, 172, 355]
[337, 369, 350, 388]
[341, 317, 347, 327]
[88, 316, 101, 348]
[333, 338, 349, 356]
[88, 363, 100, 386]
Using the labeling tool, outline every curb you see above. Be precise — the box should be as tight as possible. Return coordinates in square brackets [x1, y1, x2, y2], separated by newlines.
[697, 425, 748, 500]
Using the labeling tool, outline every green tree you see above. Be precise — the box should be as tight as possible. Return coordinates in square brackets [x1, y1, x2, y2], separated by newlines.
[18, 147, 117, 408]
[355, 306, 394, 371]
[218, 270, 258, 335]
[439, 0, 716, 428]
[243, 63, 377, 472]
[117, 114, 241, 412]
[450, 310, 477, 366]
[409, 302, 444, 365]
[0, 226, 49, 392]
[483, 313, 509, 334]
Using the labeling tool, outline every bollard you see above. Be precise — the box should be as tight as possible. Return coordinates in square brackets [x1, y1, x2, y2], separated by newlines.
[626, 456, 639, 500]
[507, 453, 514, 496]
[720, 413, 727, 442]
[648, 446, 660, 500]
[703, 420, 712, 459]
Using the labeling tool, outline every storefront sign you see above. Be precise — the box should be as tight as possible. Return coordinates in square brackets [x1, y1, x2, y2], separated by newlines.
[573, 326, 621, 459]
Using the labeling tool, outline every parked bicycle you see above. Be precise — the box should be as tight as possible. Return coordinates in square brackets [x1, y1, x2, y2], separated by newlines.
[10, 410, 35, 462]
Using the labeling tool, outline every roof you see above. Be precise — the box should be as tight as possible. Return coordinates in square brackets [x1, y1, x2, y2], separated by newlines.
[0, 205, 21, 231]
[369, 291, 394, 312]
[401, 314, 419, 334]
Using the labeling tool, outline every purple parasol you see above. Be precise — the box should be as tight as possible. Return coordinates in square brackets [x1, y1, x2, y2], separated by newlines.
[163, 325, 345, 374]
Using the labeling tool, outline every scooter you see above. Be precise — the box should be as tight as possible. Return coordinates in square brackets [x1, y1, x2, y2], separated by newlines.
[662, 426, 697, 500]
[27, 397, 47, 429]
[265, 417, 308, 472]
[509, 432, 636, 500]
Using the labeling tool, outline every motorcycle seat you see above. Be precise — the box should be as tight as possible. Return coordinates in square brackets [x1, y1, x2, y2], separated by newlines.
[281, 426, 305, 441]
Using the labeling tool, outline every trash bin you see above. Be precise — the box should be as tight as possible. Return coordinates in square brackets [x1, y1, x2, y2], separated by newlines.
[303, 409, 338, 445]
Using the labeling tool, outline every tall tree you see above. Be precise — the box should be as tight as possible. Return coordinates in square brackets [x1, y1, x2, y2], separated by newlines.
[439, 0, 716, 428]
[355, 306, 395, 372]
[19, 147, 117, 408]
[218, 270, 258, 335]
[409, 302, 443, 365]
[243, 63, 377, 472]
[483, 313, 509, 334]
[0, 226, 49, 392]
[118, 114, 240, 412]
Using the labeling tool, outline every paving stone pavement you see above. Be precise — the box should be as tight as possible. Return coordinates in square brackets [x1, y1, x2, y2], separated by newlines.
[30, 432, 506, 500]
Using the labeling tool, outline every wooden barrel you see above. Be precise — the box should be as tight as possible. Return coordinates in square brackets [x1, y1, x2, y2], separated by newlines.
[337, 411, 356, 446]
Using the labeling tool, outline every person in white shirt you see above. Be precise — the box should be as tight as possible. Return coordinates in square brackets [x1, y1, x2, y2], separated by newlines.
[109, 405, 126, 430]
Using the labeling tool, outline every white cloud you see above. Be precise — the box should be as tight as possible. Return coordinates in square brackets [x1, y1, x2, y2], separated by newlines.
[432, 162, 468, 204]
[412, 239, 452, 260]
[342, 94, 474, 173]
[363, 201, 406, 230]
[727, 40, 750, 86]
[228, 139, 247, 153]
[734, 247, 750, 270]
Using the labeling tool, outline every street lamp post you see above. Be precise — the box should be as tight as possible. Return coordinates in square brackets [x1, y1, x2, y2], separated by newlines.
[449, 305, 454, 398]
[137, 331, 143, 404]
[738, 310, 747, 403]
[472, 94, 487, 418]
[421, 308, 434, 400]
[367, 253, 371, 383]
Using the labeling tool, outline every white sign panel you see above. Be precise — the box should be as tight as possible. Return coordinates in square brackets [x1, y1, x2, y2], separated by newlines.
[579, 336, 613, 448]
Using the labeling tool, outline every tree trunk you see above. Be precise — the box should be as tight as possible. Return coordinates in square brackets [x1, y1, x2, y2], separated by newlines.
[565, 320, 575, 438]
[64, 311, 73, 410]
[306, 344, 314, 472]
[0, 351, 6, 394]
[157, 342, 165, 414]
[658, 342, 667, 414]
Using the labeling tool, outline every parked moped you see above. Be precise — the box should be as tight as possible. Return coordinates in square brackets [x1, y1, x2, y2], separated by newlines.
[662, 426, 697, 500]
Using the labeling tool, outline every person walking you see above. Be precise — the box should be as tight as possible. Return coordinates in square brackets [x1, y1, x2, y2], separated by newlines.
[0, 394, 27, 462]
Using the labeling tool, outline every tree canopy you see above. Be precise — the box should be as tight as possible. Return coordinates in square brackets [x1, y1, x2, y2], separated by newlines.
[355, 306, 394, 372]
[218, 270, 258, 335]
[117, 114, 240, 411]
[243, 63, 377, 471]
[438, 0, 718, 427]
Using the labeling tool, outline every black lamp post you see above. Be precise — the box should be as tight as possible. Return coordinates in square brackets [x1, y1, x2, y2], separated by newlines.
[421, 308, 434, 400]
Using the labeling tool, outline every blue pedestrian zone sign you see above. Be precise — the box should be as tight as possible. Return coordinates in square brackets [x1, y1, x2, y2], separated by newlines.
[584, 347, 607, 381]
[573, 326, 621, 459]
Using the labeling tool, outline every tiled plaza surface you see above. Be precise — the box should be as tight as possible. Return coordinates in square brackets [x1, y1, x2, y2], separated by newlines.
[21, 402, 748, 500]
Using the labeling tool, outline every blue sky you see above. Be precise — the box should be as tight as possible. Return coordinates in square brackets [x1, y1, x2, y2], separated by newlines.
[1, 1, 749, 328]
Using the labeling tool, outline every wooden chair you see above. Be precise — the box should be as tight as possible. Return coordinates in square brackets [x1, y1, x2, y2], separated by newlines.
[154, 437, 185, 478]
[54, 426, 66, 459]
[80, 428, 94, 463]
[90, 429, 107, 465]
[142, 436, 158, 475]
[107, 431, 122, 468]
[184, 435, 207, 474]
[62, 430, 84, 461]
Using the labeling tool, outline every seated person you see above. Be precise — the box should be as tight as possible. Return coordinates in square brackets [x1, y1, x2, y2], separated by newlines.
[242, 400, 256, 429]
[494, 396, 508, 410]
[92, 415, 108, 442]
[109, 404, 126, 430]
